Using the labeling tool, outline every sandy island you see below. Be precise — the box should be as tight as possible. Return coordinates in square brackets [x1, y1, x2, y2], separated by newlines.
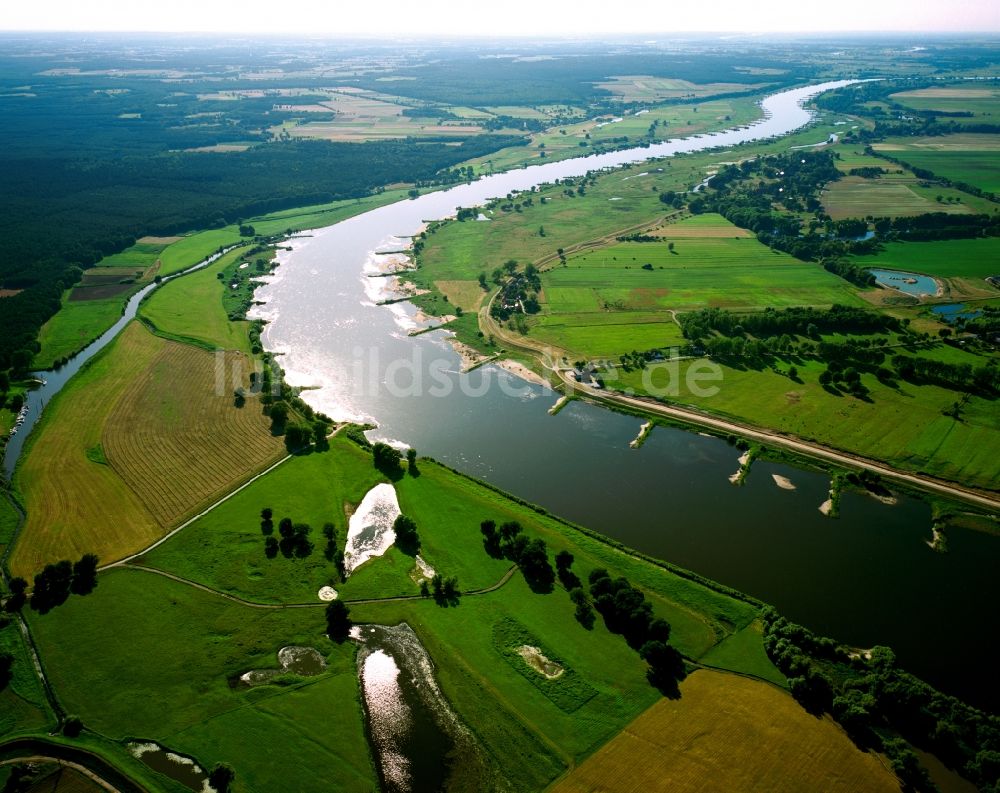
[772, 473, 797, 490]
[495, 358, 550, 387]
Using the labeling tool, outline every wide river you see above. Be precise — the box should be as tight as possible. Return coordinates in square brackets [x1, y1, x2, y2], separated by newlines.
[247, 80, 998, 711]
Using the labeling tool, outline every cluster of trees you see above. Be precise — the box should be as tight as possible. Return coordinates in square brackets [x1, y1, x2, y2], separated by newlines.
[372, 442, 403, 475]
[260, 509, 314, 558]
[589, 570, 684, 692]
[892, 354, 1000, 396]
[2, 554, 99, 614]
[267, 400, 331, 451]
[480, 520, 555, 592]
[420, 573, 460, 605]
[489, 261, 542, 322]
[762, 609, 1000, 792]
[680, 305, 899, 342]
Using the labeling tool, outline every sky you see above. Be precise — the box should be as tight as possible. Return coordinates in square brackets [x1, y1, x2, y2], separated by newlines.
[2, 0, 998, 35]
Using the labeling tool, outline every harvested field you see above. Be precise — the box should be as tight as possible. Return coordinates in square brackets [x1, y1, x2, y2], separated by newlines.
[822, 177, 970, 220]
[13, 322, 283, 577]
[102, 341, 285, 527]
[68, 283, 136, 301]
[550, 669, 899, 793]
[138, 235, 183, 245]
[652, 214, 753, 238]
[12, 323, 163, 577]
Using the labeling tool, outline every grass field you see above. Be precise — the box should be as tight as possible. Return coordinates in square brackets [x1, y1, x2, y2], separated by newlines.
[34, 293, 128, 369]
[26, 568, 377, 793]
[140, 247, 253, 354]
[890, 86, 1000, 126]
[0, 616, 52, 738]
[24, 436, 790, 793]
[11, 322, 283, 577]
[822, 175, 971, 220]
[549, 669, 899, 793]
[595, 76, 770, 102]
[850, 238, 1000, 281]
[529, 214, 861, 358]
[873, 133, 1000, 195]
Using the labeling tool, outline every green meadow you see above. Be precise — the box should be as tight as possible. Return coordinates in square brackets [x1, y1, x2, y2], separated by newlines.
[849, 237, 1000, 280]
[139, 247, 254, 355]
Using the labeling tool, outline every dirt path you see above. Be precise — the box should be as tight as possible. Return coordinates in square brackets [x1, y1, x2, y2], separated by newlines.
[481, 301, 1000, 513]
[119, 563, 518, 608]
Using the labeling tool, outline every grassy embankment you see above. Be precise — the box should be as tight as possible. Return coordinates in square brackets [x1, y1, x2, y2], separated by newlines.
[460, 93, 764, 174]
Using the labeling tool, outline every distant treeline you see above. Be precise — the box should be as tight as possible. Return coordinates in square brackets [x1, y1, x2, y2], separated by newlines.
[0, 134, 523, 369]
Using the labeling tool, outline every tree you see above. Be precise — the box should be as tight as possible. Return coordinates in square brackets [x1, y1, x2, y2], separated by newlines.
[209, 763, 236, 793]
[393, 514, 420, 555]
[70, 553, 99, 595]
[326, 600, 351, 642]
[569, 587, 595, 629]
[264, 536, 278, 558]
[0, 652, 12, 692]
[5, 577, 27, 612]
[268, 401, 288, 429]
[62, 715, 83, 737]
[406, 447, 418, 474]
[372, 442, 402, 474]
[477, 272, 488, 290]
[555, 550, 574, 572]
[480, 519, 502, 558]
[278, 517, 294, 538]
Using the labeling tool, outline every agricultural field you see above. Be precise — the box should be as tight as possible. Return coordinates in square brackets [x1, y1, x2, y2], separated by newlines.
[890, 85, 1000, 124]
[594, 76, 771, 102]
[530, 214, 861, 359]
[821, 173, 973, 220]
[460, 94, 764, 174]
[549, 669, 899, 793]
[11, 322, 283, 578]
[873, 133, 1000, 195]
[101, 340, 283, 528]
[12, 323, 164, 577]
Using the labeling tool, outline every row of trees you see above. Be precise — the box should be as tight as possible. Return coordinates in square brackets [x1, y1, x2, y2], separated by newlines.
[892, 354, 1000, 396]
[680, 305, 900, 343]
[762, 609, 1000, 792]
[589, 569, 684, 692]
[3, 554, 99, 614]
[480, 520, 555, 592]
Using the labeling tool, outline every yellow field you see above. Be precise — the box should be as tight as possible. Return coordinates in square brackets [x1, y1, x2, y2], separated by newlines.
[102, 342, 284, 526]
[12, 323, 163, 577]
[549, 670, 899, 793]
[12, 323, 284, 577]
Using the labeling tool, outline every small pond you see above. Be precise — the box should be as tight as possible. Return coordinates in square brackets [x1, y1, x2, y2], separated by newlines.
[128, 742, 211, 792]
[869, 268, 939, 297]
[931, 303, 984, 323]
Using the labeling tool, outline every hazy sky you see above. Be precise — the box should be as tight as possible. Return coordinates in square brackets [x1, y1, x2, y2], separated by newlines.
[3, 0, 998, 35]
